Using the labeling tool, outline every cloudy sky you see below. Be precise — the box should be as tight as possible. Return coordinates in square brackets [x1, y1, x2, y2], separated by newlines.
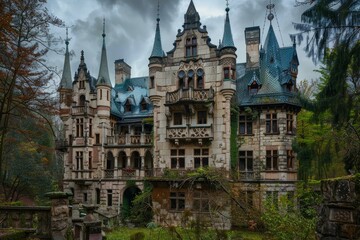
[46, 0, 319, 85]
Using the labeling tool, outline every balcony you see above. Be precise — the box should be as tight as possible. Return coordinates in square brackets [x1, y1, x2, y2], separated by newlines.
[102, 168, 150, 179]
[71, 106, 96, 116]
[72, 170, 93, 180]
[55, 139, 69, 152]
[106, 133, 152, 146]
[166, 87, 214, 105]
[166, 125, 213, 144]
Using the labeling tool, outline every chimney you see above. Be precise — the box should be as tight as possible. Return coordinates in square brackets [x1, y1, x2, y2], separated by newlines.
[245, 26, 260, 69]
[114, 59, 131, 85]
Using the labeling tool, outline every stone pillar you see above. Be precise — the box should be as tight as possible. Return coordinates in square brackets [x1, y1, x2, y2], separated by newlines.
[83, 205, 102, 240]
[46, 191, 72, 240]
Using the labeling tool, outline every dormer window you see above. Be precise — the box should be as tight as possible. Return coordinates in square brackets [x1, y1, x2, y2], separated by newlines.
[196, 68, 204, 89]
[127, 86, 134, 91]
[249, 82, 259, 94]
[125, 99, 132, 112]
[186, 37, 197, 57]
[286, 81, 293, 92]
[140, 98, 147, 111]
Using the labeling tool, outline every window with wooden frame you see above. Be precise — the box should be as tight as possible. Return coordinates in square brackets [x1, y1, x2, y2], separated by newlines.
[173, 112, 183, 125]
[76, 118, 84, 137]
[239, 115, 253, 135]
[286, 114, 294, 134]
[239, 151, 253, 171]
[266, 150, 278, 170]
[170, 192, 185, 211]
[194, 148, 209, 168]
[171, 149, 185, 169]
[265, 113, 278, 134]
[193, 191, 209, 212]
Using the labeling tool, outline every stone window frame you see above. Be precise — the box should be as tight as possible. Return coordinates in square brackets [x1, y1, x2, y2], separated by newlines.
[286, 113, 294, 134]
[194, 148, 209, 169]
[107, 189, 113, 207]
[197, 110, 207, 125]
[265, 149, 278, 170]
[266, 191, 278, 209]
[171, 149, 185, 169]
[169, 191, 185, 211]
[239, 115, 253, 135]
[265, 113, 279, 134]
[75, 151, 84, 170]
[239, 150, 253, 172]
[286, 150, 295, 170]
[76, 118, 84, 137]
[173, 112, 183, 125]
[185, 37, 197, 58]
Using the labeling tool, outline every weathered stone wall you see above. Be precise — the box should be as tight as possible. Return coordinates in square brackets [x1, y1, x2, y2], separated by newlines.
[317, 176, 360, 239]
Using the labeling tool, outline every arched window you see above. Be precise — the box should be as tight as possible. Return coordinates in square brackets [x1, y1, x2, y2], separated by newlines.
[106, 152, 114, 170]
[188, 70, 194, 89]
[131, 151, 141, 169]
[79, 95, 86, 106]
[196, 69, 204, 89]
[178, 70, 186, 89]
[186, 37, 197, 57]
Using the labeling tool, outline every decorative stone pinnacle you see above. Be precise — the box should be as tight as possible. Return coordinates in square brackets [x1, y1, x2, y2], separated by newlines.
[65, 27, 69, 45]
[102, 18, 106, 38]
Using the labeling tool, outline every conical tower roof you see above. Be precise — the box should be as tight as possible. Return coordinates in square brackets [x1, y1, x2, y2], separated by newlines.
[221, 6, 235, 49]
[97, 19, 111, 87]
[150, 8, 164, 58]
[59, 29, 72, 89]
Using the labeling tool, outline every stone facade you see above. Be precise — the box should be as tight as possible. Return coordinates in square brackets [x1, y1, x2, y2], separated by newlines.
[57, 0, 300, 228]
[317, 176, 360, 239]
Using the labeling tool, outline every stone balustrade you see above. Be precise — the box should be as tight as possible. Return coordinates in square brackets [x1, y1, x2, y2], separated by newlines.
[166, 87, 214, 104]
[106, 133, 152, 146]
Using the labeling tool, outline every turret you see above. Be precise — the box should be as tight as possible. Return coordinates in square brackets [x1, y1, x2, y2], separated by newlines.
[96, 19, 111, 118]
[219, 2, 237, 81]
[148, 1, 164, 90]
[58, 28, 73, 121]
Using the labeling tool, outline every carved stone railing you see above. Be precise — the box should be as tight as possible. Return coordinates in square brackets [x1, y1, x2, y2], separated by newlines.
[73, 170, 92, 179]
[104, 169, 114, 179]
[106, 133, 152, 146]
[0, 206, 51, 239]
[167, 125, 213, 143]
[71, 106, 96, 116]
[166, 87, 214, 104]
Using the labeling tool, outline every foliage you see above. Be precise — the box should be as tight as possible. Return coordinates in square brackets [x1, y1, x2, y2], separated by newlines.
[127, 182, 153, 226]
[106, 227, 265, 240]
[0, 0, 63, 201]
[230, 105, 239, 170]
[261, 183, 320, 240]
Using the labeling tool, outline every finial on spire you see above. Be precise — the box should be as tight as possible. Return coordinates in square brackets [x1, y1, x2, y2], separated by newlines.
[65, 27, 69, 45]
[81, 50, 84, 62]
[157, 0, 160, 22]
[267, 0, 275, 23]
[225, 0, 229, 12]
[102, 18, 106, 38]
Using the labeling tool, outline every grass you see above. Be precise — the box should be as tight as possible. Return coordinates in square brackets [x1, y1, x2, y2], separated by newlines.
[105, 227, 266, 240]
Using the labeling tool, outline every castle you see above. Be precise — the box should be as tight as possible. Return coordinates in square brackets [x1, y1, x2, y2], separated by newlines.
[57, 0, 300, 228]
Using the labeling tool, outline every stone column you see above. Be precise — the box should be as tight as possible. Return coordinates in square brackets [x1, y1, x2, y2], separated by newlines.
[83, 205, 102, 240]
[46, 191, 72, 240]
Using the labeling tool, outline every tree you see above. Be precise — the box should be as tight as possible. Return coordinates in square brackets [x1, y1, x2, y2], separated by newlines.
[0, 0, 63, 200]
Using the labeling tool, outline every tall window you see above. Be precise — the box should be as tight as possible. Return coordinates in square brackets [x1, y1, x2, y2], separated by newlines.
[95, 133, 100, 144]
[150, 76, 155, 89]
[239, 115, 253, 135]
[196, 69, 204, 89]
[89, 118, 93, 137]
[83, 193, 88, 203]
[107, 90, 109, 101]
[107, 189, 113, 206]
[224, 67, 230, 79]
[286, 114, 294, 134]
[96, 188, 101, 204]
[194, 148, 209, 168]
[173, 112, 183, 125]
[266, 150, 278, 170]
[178, 71, 186, 89]
[287, 150, 295, 169]
[79, 95, 86, 106]
[100, 89, 102, 100]
[88, 151, 92, 169]
[188, 70, 194, 88]
[76, 118, 84, 137]
[265, 113, 278, 134]
[171, 149, 185, 169]
[197, 111, 207, 124]
[79, 79, 85, 89]
[193, 191, 209, 212]
[239, 151, 253, 171]
[186, 37, 197, 57]
[76, 151, 83, 170]
[140, 99, 147, 111]
[170, 192, 185, 211]
[125, 99, 132, 112]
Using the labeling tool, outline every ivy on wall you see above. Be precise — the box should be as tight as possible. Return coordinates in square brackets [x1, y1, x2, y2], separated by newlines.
[230, 106, 239, 170]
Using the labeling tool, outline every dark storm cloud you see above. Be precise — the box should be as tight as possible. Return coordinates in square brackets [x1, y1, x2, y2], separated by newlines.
[68, 0, 181, 82]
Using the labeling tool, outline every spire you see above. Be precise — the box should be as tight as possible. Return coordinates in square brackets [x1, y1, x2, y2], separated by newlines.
[221, 1, 235, 49]
[183, 0, 201, 30]
[59, 28, 72, 89]
[150, 0, 164, 58]
[97, 19, 111, 87]
[263, 24, 280, 60]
